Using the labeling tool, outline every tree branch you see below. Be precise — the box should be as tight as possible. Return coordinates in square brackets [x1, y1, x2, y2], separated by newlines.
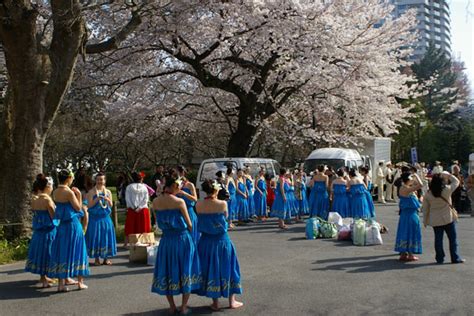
[85, 9, 142, 54]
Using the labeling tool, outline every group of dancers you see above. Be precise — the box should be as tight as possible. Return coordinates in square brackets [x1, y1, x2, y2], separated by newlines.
[24, 169, 242, 314]
[25, 171, 116, 291]
[224, 165, 376, 230]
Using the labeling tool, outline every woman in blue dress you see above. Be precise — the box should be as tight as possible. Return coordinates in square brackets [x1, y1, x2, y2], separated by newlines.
[309, 165, 330, 219]
[286, 173, 298, 220]
[330, 169, 350, 218]
[196, 179, 243, 311]
[348, 169, 372, 219]
[226, 167, 237, 229]
[254, 168, 268, 220]
[177, 165, 200, 244]
[294, 170, 309, 218]
[25, 174, 58, 288]
[85, 173, 117, 266]
[360, 166, 376, 218]
[235, 169, 249, 223]
[395, 172, 423, 262]
[151, 174, 201, 315]
[271, 168, 289, 229]
[244, 167, 256, 218]
[48, 170, 89, 292]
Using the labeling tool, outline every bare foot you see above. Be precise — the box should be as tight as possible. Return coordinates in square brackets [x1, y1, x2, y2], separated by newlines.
[78, 282, 88, 290]
[210, 304, 220, 311]
[94, 259, 101, 266]
[57, 286, 69, 293]
[229, 301, 244, 309]
[45, 276, 56, 284]
[103, 259, 112, 266]
[65, 278, 78, 285]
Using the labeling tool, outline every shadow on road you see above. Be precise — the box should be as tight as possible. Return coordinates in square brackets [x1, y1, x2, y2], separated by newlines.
[123, 305, 220, 315]
[313, 257, 438, 273]
[0, 280, 53, 300]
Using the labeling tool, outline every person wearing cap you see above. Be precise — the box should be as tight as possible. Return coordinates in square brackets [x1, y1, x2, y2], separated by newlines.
[385, 162, 395, 202]
[432, 161, 443, 175]
[375, 161, 386, 204]
[124, 171, 152, 247]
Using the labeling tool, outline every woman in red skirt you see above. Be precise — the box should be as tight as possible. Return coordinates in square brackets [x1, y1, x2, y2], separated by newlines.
[265, 173, 276, 210]
[124, 172, 151, 246]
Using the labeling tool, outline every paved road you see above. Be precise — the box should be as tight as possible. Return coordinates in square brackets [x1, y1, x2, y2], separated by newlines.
[1, 204, 473, 316]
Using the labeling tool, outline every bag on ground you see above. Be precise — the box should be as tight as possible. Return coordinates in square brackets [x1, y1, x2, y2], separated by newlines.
[328, 212, 343, 228]
[352, 219, 366, 246]
[319, 219, 337, 239]
[305, 218, 319, 239]
[337, 226, 352, 241]
[365, 224, 383, 246]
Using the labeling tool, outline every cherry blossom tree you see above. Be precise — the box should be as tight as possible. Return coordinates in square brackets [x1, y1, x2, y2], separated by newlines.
[0, 0, 161, 238]
[85, 0, 417, 158]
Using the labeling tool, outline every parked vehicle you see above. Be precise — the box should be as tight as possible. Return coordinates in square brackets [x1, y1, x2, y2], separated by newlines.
[196, 158, 281, 199]
[357, 137, 392, 183]
[303, 148, 364, 174]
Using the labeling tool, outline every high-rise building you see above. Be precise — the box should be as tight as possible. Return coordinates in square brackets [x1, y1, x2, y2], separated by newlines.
[391, 0, 451, 61]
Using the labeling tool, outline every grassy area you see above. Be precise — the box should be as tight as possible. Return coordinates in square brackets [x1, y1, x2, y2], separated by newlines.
[0, 227, 29, 265]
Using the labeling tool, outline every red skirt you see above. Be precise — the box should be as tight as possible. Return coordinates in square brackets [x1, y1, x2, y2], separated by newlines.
[124, 208, 151, 236]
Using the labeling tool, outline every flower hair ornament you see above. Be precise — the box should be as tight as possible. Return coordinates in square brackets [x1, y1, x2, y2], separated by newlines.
[175, 177, 183, 188]
[212, 180, 221, 191]
[69, 171, 75, 178]
[46, 177, 54, 187]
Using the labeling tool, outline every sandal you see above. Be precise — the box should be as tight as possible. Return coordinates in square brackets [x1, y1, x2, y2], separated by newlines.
[65, 279, 78, 285]
[407, 255, 419, 261]
[57, 287, 70, 293]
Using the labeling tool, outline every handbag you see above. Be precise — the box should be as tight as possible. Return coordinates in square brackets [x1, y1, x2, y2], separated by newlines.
[439, 195, 459, 222]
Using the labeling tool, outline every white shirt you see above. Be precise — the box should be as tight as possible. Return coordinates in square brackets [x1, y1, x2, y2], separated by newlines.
[125, 183, 149, 210]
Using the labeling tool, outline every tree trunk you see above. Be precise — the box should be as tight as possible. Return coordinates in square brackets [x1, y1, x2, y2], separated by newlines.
[0, 0, 85, 239]
[226, 100, 258, 157]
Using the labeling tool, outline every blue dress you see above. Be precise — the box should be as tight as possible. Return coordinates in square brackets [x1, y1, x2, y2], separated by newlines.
[197, 213, 242, 298]
[246, 178, 256, 217]
[235, 181, 249, 221]
[85, 195, 117, 259]
[270, 180, 288, 219]
[254, 178, 267, 217]
[365, 181, 376, 218]
[25, 210, 58, 276]
[286, 184, 298, 218]
[227, 180, 237, 221]
[394, 195, 422, 254]
[349, 184, 372, 219]
[297, 181, 310, 216]
[331, 184, 350, 218]
[152, 209, 201, 295]
[48, 202, 89, 278]
[309, 181, 329, 219]
[179, 187, 200, 244]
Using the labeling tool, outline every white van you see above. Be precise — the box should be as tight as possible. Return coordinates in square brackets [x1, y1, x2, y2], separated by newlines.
[196, 158, 281, 199]
[303, 148, 364, 174]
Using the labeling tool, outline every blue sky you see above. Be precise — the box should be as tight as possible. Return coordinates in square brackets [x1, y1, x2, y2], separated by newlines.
[449, 0, 474, 93]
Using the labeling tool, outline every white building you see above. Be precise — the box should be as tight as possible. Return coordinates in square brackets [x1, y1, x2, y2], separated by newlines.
[391, 0, 451, 60]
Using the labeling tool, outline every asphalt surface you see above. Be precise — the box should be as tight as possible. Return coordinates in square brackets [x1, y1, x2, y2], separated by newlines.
[1, 204, 473, 316]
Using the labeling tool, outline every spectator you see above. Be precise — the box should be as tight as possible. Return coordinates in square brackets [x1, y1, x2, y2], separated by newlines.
[422, 172, 465, 264]
[375, 161, 386, 204]
[432, 161, 443, 175]
[124, 172, 151, 247]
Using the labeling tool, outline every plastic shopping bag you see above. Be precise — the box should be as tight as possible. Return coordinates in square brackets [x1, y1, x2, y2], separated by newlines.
[328, 212, 343, 228]
[352, 219, 366, 246]
[305, 218, 319, 239]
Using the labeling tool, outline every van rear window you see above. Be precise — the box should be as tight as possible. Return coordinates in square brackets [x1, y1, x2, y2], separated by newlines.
[200, 161, 237, 181]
